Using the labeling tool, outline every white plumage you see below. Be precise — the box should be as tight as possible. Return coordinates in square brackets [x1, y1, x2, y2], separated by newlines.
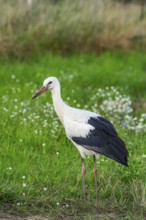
[32, 76, 128, 199]
[64, 109, 98, 158]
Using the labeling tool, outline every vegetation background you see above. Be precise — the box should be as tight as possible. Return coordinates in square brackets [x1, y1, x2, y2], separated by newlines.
[0, 0, 146, 58]
[0, 0, 146, 219]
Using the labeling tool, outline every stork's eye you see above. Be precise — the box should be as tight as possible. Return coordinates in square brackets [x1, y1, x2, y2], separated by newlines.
[47, 81, 52, 85]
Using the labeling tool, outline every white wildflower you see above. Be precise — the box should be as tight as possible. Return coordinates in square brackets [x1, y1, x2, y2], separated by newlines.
[22, 183, 26, 187]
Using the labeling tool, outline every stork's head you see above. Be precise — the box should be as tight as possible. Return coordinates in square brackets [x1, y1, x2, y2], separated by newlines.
[32, 77, 59, 99]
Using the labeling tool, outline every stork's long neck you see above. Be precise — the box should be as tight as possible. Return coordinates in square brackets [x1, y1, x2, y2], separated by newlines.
[51, 85, 65, 125]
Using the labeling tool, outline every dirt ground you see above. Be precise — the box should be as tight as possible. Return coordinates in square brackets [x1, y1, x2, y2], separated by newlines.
[0, 214, 60, 220]
[0, 212, 119, 220]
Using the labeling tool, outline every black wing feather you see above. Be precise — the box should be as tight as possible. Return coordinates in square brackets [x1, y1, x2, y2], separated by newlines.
[72, 116, 128, 166]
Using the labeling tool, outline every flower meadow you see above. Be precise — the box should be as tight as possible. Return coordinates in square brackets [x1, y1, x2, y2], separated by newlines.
[2, 82, 146, 150]
[91, 87, 146, 132]
[0, 53, 146, 218]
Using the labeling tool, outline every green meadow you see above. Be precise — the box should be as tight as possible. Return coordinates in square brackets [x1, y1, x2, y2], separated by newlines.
[0, 51, 146, 219]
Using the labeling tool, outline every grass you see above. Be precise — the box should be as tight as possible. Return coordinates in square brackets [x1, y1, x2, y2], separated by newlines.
[0, 50, 146, 219]
[0, 0, 146, 58]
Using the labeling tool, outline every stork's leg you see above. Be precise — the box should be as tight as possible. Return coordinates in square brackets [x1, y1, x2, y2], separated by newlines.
[81, 158, 86, 200]
[93, 155, 98, 203]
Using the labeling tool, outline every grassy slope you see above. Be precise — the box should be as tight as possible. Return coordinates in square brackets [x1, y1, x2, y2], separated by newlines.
[0, 51, 146, 219]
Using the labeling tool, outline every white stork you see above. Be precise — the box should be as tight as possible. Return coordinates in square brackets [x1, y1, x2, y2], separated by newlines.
[32, 77, 128, 199]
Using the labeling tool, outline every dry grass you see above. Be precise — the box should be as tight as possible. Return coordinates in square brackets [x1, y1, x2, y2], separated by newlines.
[0, 0, 146, 58]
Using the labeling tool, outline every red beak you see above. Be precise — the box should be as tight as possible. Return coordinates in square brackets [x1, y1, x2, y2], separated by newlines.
[32, 86, 48, 99]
